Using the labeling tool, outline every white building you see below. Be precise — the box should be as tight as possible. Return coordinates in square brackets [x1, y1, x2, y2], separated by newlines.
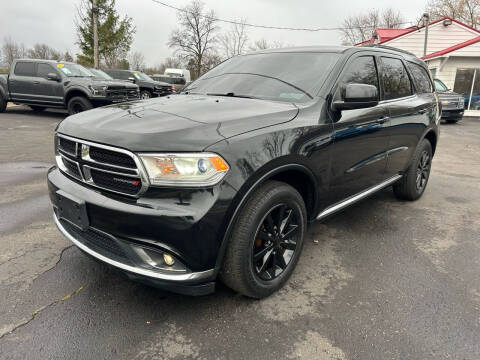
[357, 16, 480, 115]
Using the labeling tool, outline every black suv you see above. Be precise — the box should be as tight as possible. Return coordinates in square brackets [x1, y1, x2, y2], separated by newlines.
[105, 69, 173, 99]
[434, 78, 465, 123]
[48, 46, 440, 298]
[0, 60, 140, 114]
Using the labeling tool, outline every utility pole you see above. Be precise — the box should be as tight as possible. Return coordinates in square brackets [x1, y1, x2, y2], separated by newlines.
[92, 0, 99, 68]
[423, 13, 430, 57]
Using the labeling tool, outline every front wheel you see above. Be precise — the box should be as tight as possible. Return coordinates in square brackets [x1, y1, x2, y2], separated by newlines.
[221, 181, 306, 299]
[140, 90, 152, 100]
[0, 96, 6, 113]
[67, 96, 92, 115]
[393, 139, 433, 201]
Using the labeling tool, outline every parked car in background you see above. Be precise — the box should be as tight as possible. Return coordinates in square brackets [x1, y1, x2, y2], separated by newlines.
[88, 68, 140, 101]
[105, 69, 172, 99]
[434, 78, 465, 123]
[49, 46, 439, 298]
[0, 59, 140, 114]
[164, 68, 191, 83]
[150, 74, 187, 92]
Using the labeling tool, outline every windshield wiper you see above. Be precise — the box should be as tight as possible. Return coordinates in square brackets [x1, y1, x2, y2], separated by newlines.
[206, 92, 256, 99]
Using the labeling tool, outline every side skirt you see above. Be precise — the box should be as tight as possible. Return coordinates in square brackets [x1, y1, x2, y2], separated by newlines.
[316, 174, 403, 220]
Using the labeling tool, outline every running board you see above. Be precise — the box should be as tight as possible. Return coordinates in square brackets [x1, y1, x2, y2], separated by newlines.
[316, 174, 403, 220]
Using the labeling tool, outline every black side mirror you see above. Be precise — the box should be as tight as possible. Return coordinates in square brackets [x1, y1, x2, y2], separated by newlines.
[128, 77, 136, 83]
[332, 83, 378, 111]
[47, 73, 60, 82]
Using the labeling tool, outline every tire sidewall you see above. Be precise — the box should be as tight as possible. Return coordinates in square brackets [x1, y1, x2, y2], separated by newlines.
[0, 95, 6, 112]
[140, 90, 151, 100]
[235, 184, 307, 297]
[409, 140, 433, 198]
[67, 97, 92, 115]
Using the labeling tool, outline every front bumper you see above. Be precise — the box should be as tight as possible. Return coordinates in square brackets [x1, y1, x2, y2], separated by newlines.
[441, 108, 464, 119]
[48, 167, 236, 295]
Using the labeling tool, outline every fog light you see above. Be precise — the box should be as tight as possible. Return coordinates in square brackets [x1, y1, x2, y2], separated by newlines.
[163, 253, 175, 266]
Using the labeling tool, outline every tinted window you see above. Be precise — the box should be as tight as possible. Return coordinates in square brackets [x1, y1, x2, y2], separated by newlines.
[381, 57, 412, 100]
[434, 79, 448, 92]
[37, 63, 55, 79]
[184, 52, 340, 103]
[14, 62, 35, 76]
[407, 62, 433, 93]
[117, 71, 131, 80]
[339, 56, 378, 96]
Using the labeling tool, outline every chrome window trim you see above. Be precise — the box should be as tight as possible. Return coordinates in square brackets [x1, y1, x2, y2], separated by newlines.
[56, 133, 150, 197]
[53, 213, 214, 282]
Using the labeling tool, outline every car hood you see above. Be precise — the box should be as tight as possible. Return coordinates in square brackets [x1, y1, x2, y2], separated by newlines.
[68, 77, 132, 89]
[57, 95, 299, 152]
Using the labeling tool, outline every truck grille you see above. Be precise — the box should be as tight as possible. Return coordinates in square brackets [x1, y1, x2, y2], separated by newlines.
[55, 134, 147, 197]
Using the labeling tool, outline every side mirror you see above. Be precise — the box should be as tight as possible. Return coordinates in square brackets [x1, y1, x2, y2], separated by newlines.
[128, 77, 136, 83]
[332, 83, 378, 111]
[47, 73, 60, 82]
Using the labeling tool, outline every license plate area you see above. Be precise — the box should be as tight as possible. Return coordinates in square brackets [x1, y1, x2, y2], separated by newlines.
[56, 190, 89, 231]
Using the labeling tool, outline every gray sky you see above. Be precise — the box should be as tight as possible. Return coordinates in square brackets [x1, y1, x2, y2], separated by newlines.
[1, 0, 426, 67]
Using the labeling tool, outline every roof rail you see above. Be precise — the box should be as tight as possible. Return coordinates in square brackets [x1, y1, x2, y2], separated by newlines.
[360, 44, 417, 57]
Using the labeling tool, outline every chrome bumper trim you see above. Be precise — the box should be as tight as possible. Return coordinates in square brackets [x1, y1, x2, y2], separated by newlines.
[53, 213, 214, 282]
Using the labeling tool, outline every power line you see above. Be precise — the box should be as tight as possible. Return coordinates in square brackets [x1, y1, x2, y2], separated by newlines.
[150, 0, 415, 32]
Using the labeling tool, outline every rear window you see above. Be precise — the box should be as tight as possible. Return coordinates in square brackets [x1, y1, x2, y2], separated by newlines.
[407, 62, 433, 93]
[381, 57, 412, 100]
[14, 62, 35, 76]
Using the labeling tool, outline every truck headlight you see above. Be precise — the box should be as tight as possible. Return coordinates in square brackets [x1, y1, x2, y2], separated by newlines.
[88, 85, 107, 96]
[139, 153, 229, 187]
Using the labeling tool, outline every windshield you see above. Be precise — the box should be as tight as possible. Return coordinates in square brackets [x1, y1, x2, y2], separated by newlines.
[89, 69, 113, 80]
[133, 71, 154, 81]
[183, 52, 340, 103]
[57, 63, 94, 77]
[434, 79, 448, 92]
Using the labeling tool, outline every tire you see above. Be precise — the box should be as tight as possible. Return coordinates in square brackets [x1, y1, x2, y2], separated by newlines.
[220, 180, 307, 299]
[29, 106, 46, 112]
[393, 139, 433, 201]
[67, 96, 92, 115]
[140, 90, 152, 100]
[0, 95, 6, 113]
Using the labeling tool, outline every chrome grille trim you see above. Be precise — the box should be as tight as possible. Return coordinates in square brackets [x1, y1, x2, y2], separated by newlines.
[55, 134, 149, 197]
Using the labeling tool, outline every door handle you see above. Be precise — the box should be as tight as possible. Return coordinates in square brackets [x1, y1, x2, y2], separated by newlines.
[418, 109, 427, 114]
[33, 81, 40, 85]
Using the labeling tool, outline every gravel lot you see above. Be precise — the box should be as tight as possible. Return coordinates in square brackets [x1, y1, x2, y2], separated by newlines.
[0, 105, 479, 360]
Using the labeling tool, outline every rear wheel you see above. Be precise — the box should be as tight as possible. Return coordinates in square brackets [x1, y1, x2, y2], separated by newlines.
[140, 90, 152, 100]
[221, 181, 306, 299]
[29, 105, 46, 112]
[393, 139, 432, 201]
[67, 96, 92, 115]
[0, 95, 6, 113]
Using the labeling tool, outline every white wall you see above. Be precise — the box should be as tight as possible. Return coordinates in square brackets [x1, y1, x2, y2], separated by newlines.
[386, 21, 479, 58]
[427, 56, 480, 89]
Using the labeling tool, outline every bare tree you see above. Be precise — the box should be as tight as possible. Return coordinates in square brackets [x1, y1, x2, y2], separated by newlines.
[1, 37, 27, 67]
[27, 43, 62, 60]
[129, 51, 145, 70]
[219, 19, 249, 59]
[340, 8, 406, 45]
[248, 38, 284, 51]
[168, 0, 218, 79]
[426, 0, 480, 28]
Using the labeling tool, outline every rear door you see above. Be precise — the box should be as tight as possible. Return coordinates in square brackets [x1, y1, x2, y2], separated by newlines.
[35, 63, 64, 105]
[379, 57, 435, 176]
[328, 53, 390, 204]
[9, 61, 36, 102]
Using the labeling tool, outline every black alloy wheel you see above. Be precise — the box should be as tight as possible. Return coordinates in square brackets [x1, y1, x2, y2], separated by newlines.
[252, 204, 300, 281]
[221, 180, 306, 299]
[67, 96, 92, 115]
[415, 150, 430, 192]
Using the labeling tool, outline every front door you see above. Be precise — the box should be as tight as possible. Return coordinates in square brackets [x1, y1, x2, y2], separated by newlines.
[35, 63, 64, 105]
[328, 54, 390, 205]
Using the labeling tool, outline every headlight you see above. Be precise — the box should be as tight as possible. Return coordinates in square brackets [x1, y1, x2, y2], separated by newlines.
[441, 100, 450, 105]
[139, 153, 229, 187]
[154, 85, 162, 89]
[88, 85, 107, 96]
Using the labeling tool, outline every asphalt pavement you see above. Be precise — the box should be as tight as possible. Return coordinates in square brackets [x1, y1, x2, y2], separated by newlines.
[0, 105, 479, 359]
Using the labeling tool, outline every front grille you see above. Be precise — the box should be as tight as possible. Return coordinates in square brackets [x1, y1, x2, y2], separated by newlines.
[90, 169, 141, 195]
[59, 137, 76, 156]
[89, 146, 137, 168]
[60, 219, 131, 264]
[62, 157, 81, 179]
[56, 135, 145, 197]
